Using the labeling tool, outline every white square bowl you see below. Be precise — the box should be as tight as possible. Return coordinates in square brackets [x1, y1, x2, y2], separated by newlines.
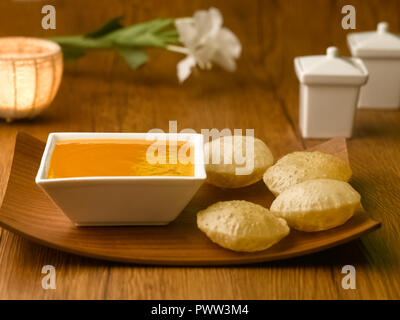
[35, 132, 206, 226]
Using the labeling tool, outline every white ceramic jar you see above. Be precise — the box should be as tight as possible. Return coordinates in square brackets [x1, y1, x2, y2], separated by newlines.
[294, 47, 368, 139]
[347, 22, 400, 109]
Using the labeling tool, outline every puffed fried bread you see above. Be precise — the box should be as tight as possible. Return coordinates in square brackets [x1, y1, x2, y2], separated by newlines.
[270, 179, 361, 232]
[197, 200, 290, 252]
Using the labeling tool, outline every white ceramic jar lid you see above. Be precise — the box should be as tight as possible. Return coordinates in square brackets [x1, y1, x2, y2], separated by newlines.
[347, 22, 400, 58]
[294, 47, 368, 85]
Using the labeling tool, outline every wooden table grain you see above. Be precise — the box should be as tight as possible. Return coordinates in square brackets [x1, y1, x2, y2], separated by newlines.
[0, 0, 399, 299]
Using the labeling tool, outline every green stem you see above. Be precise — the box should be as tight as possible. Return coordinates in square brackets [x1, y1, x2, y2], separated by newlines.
[50, 35, 114, 50]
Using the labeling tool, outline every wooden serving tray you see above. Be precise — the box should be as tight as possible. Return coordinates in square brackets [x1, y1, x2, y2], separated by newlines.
[0, 133, 380, 265]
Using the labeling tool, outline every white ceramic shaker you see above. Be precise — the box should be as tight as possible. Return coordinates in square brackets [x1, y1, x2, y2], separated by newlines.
[294, 47, 369, 138]
[347, 22, 400, 109]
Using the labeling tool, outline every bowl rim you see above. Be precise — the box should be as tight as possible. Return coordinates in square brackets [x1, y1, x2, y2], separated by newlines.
[0, 37, 61, 61]
[35, 132, 207, 184]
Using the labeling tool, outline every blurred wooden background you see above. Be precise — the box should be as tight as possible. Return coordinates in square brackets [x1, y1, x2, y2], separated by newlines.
[0, 0, 399, 299]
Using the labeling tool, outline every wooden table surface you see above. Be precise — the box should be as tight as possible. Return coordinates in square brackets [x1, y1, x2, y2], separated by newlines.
[1, 0, 399, 299]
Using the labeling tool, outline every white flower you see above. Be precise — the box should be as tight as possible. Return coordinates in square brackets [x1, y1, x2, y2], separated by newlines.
[173, 7, 242, 82]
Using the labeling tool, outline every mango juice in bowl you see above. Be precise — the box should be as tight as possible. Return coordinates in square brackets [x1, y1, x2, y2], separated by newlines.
[35, 132, 206, 226]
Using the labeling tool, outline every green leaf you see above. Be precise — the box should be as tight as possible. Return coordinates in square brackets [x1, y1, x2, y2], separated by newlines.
[48, 17, 178, 65]
[118, 48, 148, 69]
[158, 28, 179, 38]
[61, 46, 86, 60]
[108, 18, 176, 48]
[105, 20, 156, 41]
[116, 32, 166, 47]
[85, 16, 124, 38]
[147, 18, 174, 33]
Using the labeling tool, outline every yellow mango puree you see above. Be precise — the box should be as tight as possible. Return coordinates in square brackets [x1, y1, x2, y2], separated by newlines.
[47, 139, 195, 179]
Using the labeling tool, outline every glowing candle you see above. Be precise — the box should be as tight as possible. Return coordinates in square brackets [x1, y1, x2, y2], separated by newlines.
[0, 37, 63, 122]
